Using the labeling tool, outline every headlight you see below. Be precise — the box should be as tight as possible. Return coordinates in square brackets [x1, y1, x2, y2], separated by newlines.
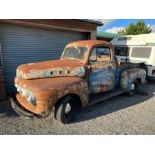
[27, 93, 36, 105]
[15, 84, 36, 105]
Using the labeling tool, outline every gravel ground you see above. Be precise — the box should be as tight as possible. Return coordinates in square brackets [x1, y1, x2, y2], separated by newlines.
[0, 82, 155, 135]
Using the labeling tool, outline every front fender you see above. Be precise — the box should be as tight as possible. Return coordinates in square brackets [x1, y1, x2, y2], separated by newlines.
[56, 78, 89, 107]
[34, 77, 89, 108]
[120, 68, 146, 90]
[15, 77, 88, 115]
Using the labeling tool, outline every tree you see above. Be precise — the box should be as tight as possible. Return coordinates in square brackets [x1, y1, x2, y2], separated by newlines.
[125, 23, 137, 35]
[121, 20, 152, 35]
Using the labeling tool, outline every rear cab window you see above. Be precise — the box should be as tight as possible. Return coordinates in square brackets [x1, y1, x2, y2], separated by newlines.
[89, 46, 111, 63]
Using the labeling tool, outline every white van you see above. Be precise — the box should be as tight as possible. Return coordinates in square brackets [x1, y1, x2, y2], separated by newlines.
[111, 34, 155, 79]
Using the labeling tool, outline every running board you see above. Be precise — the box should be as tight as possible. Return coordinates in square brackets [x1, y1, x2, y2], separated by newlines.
[89, 89, 126, 105]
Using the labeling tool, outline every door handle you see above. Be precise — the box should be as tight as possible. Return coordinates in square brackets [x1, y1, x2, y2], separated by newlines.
[87, 65, 91, 70]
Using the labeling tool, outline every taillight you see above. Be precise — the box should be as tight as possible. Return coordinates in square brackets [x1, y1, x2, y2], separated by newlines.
[152, 70, 155, 75]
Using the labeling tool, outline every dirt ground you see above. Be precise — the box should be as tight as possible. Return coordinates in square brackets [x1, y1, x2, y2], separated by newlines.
[0, 81, 155, 135]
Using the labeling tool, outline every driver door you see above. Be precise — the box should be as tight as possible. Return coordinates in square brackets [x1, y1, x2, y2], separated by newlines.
[88, 45, 116, 94]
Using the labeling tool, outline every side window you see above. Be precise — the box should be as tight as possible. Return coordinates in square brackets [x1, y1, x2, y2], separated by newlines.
[114, 47, 129, 56]
[89, 46, 111, 63]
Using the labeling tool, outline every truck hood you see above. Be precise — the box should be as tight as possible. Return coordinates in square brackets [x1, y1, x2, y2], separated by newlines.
[16, 59, 85, 80]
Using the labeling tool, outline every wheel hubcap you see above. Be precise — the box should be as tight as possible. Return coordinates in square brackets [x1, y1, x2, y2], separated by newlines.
[65, 102, 72, 114]
[130, 83, 135, 90]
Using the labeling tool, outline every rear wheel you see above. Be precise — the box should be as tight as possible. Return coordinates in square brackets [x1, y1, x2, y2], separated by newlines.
[127, 81, 139, 96]
[54, 95, 78, 124]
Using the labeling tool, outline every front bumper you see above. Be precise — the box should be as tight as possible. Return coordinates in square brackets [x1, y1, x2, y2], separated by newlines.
[10, 96, 34, 119]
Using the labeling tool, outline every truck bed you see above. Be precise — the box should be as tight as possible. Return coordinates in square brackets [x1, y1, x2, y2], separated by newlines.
[117, 62, 145, 70]
[114, 62, 145, 87]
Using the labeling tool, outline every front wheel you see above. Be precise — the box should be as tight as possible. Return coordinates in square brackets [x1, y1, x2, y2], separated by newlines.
[54, 95, 78, 124]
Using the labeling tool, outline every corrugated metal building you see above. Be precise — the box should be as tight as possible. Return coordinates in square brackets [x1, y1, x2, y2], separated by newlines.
[0, 19, 102, 97]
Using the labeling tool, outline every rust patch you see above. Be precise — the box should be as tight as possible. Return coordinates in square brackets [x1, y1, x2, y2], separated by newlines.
[66, 40, 111, 49]
[17, 59, 84, 80]
[15, 76, 88, 115]
[120, 68, 146, 90]
[89, 62, 116, 93]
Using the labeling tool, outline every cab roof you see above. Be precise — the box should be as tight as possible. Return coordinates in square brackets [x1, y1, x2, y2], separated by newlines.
[66, 40, 111, 48]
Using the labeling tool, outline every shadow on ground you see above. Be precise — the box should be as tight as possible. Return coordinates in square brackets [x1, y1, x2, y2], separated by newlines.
[0, 99, 18, 118]
[72, 82, 155, 123]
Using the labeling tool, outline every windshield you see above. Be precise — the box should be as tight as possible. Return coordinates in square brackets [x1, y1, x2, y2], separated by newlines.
[61, 46, 88, 61]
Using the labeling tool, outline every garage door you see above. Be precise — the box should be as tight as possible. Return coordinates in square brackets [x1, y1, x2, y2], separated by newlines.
[0, 23, 87, 94]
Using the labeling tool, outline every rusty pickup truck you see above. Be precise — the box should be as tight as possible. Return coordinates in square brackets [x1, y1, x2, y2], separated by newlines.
[11, 40, 146, 124]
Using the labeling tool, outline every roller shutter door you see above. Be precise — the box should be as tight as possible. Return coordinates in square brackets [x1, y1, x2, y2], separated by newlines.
[0, 23, 87, 94]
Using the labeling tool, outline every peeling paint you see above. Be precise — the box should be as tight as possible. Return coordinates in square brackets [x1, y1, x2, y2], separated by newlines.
[89, 62, 116, 93]
[120, 68, 146, 90]
[17, 59, 85, 80]
[15, 76, 88, 114]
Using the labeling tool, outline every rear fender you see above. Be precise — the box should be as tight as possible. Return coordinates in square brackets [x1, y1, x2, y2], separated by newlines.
[120, 68, 146, 90]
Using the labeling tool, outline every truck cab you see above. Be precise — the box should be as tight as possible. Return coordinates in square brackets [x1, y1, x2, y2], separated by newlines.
[11, 40, 146, 124]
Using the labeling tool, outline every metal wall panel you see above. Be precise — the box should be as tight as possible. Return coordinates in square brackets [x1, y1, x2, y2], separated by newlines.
[0, 23, 87, 94]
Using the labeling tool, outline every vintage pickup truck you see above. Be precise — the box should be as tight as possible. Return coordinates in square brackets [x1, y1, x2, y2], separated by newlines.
[11, 40, 146, 124]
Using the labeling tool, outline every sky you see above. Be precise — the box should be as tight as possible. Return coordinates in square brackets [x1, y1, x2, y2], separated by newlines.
[97, 19, 155, 33]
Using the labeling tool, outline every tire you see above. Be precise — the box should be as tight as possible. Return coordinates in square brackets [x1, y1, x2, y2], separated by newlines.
[127, 81, 138, 96]
[54, 95, 78, 124]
